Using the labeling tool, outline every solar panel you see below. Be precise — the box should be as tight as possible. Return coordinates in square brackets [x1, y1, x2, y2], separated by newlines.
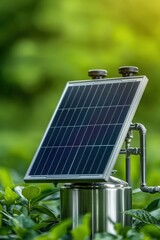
[24, 76, 148, 183]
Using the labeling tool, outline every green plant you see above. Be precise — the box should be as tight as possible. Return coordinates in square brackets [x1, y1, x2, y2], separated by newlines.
[1, 172, 160, 239]
[0, 183, 91, 240]
[0, 185, 60, 240]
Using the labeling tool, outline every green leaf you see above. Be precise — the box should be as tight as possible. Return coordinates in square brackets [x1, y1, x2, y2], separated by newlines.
[126, 228, 145, 240]
[141, 224, 160, 238]
[14, 186, 25, 199]
[32, 218, 57, 231]
[0, 235, 18, 240]
[145, 198, 160, 212]
[49, 219, 72, 239]
[0, 209, 13, 220]
[9, 214, 37, 239]
[31, 188, 60, 205]
[4, 187, 19, 204]
[31, 205, 57, 219]
[0, 190, 4, 200]
[125, 209, 160, 226]
[94, 232, 116, 240]
[22, 186, 41, 201]
[0, 168, 13, 189]
[33, 219, 72, 240]
[0, 204, 2, 228]
[11, 214, 35, 229]
[71, 213, 91, 240]
[114, 223, 131, 236]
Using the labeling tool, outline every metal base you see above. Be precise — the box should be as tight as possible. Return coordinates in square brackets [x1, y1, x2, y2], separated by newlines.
[60, 177, 132, 237]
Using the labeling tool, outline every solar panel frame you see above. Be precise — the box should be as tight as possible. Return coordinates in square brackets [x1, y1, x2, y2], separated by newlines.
[24, 76, 148, 183]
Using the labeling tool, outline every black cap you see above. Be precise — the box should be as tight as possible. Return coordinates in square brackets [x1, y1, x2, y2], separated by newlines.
[88, 69, 108, 79]
[118, 66, 139, 77]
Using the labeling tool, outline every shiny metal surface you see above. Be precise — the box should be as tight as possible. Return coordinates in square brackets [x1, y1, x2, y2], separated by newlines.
[60, 177, 132, 237]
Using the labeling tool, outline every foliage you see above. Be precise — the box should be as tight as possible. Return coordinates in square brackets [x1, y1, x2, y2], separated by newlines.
[1, 171, 160, 240]
[1, 0, 160, 188]
[0, 184, 60, 240]
[0, 182, 92, 240]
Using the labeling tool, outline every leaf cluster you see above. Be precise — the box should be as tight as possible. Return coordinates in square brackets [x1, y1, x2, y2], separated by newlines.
[0, 185, 60, 240]
[1, 182, 160, 239]
[0, 183, 91, 240]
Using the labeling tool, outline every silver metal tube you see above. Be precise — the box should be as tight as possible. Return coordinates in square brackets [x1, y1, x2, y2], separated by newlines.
[129, 123, 160, 193]
[132, 123, 147, 187]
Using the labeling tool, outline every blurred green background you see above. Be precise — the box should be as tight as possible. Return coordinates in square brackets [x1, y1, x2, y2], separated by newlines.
[1, 0, 160, 188]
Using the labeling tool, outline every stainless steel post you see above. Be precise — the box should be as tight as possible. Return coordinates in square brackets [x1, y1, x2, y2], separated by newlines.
[60, 176, 132, 237]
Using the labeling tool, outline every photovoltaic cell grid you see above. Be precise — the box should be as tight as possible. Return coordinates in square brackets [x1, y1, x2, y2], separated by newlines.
[25, 77, 148, 182]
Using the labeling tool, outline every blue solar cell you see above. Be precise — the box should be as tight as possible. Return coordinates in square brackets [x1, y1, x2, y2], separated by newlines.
[25, 76, 148, 182]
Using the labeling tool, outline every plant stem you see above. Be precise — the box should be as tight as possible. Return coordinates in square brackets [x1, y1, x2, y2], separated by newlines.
[28, 200, 31, 216]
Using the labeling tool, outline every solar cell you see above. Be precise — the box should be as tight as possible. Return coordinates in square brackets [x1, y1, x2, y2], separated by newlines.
[24, 76, 148, 182]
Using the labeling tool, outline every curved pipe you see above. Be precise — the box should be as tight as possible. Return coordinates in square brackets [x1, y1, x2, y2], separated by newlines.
[130, 123, 160, 194]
